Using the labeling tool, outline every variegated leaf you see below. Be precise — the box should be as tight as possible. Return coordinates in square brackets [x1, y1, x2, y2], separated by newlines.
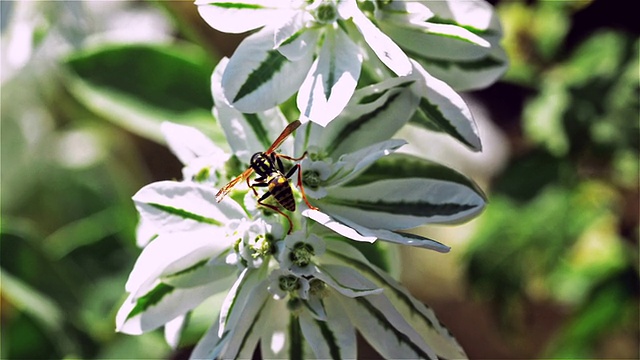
[410, 61, 481, 151]
[297, 27, 363, 127]
[413, 43, 508, 91]
[316, 76, 419, 158]
[299, 295, 357, 359]
[222, 26, 314, 113]
[317, 154, 486, 230]
[195, 0, 286, 34]
[116, 282, 220, 335]
[132, 181, 246, 232]
[325, 240, 467, 359]
[313, 264, 383, 298]
[337, 293, 437, 359]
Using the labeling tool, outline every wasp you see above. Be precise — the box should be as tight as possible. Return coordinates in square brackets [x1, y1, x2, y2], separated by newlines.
[215, 120, 317, 234]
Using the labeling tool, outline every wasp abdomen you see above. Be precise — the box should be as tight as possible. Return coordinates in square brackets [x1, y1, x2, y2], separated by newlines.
[269, 176, 296, 211]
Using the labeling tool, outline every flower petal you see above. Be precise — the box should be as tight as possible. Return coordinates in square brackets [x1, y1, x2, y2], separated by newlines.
[218, 267, 268, 338]
[222, 26, 313, 113]
[164, 314, 187, 349]
[297, 27, 362, 127]
[306, 209, 450, 252]
[189, 316, 223, 360]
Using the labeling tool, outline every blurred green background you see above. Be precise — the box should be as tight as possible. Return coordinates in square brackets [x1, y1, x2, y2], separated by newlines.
[1, 0, 638, 358]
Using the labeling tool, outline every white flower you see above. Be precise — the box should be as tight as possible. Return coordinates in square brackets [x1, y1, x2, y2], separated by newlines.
[278, 231, 326, 276]
[196, 0, 412, 126]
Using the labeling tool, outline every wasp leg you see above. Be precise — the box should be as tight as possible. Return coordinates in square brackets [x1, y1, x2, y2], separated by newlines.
[249, 175, 268, 196]
[283, 164, 318, 211]
[275, 151, 308, 162]
[250, 180, 268, 197]
[256, 190, 294, 234]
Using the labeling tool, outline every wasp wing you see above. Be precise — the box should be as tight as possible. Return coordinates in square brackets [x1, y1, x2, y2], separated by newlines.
[265, 120, 301, 155]
[215, 167, 254, 203]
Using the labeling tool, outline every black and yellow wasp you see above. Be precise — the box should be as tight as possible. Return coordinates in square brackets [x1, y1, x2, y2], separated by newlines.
[215, 120, 317, 233]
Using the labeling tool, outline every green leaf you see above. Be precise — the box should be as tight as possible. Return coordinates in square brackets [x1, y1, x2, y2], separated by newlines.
[64, 43, 225, 144]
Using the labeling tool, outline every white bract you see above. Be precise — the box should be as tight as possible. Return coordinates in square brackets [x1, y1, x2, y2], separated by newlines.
[196, 0, 412, 126]
[370, 0, 508, 91]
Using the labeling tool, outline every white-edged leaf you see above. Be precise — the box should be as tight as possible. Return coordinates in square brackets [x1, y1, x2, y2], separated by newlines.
[190, 314, 223, 360]
[160, 121, 225, 165]
[342, 1, 411, 76]
[218, 278, 271, 359]
[328, 139, 407, 187]
[410, 60, 481, 151]
[222, 26, 314, 113]
[116, 282, 220, 335]
[380, 21, 490, 61]
[297, 27, 362, 127]
[161, 257, 237, 289]
[414, 41, 508, 91]
[218, 266, 267, 337]
[337, 293, 437, 359]
[424, 0, 503, 37]
[124, 229, 232, 298]
[164, 314, 187, 349]
[299, 295, 357, 360]
[313, 264, 382, 298]
[274, 12, 317, 61]
[317, 76, 419, 158]
[305, 209, 450, 252]
[376, 1, 434, 23]
[302, 209, 377, 244]
[212, 57, 292, 162]
[317, 154, 486, 230]
[195, 0, 287, 34]
[324, 240, 466, 359]
[132, 181, 246, 232]
[260, 300, 310, 359]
